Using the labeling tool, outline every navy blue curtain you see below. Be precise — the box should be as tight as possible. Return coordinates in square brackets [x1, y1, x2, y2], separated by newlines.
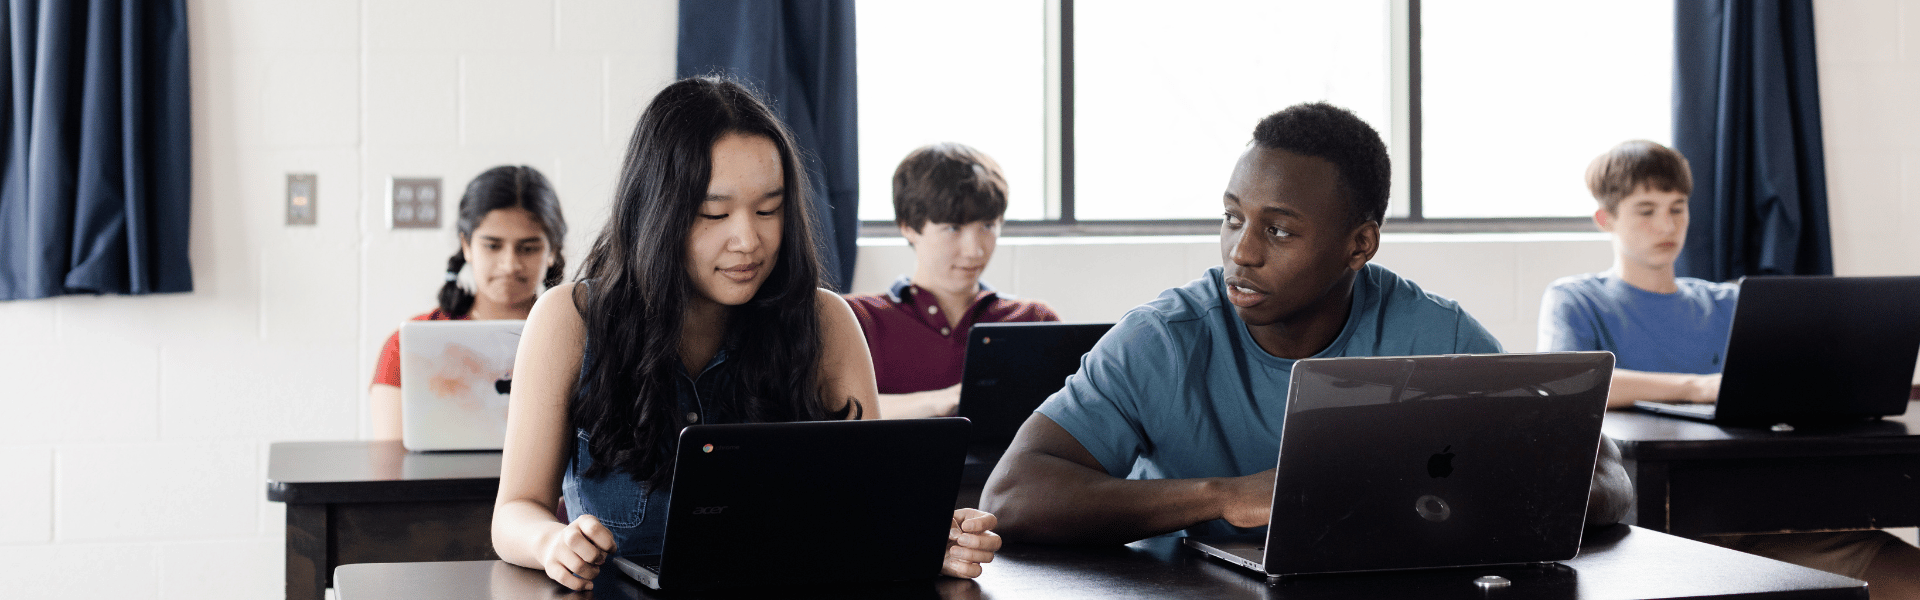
[1672, 0, 1832, 282]
[677, 0, 858, 292]
[0, 0, 192, 301]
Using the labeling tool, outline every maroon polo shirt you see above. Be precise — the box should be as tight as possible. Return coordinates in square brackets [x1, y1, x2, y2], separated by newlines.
[846, 276, 1060, 394]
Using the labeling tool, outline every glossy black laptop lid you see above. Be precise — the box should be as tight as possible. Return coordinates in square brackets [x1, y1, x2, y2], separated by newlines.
[1708, 276, 1920, 424]
[1263, 352, 1613, 576]
[958, 322, 1114, 445]
[640, 418, 969, 591]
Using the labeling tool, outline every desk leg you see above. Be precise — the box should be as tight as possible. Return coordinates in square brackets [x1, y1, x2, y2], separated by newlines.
[1629, 460, 1671, 533]
[286, 503, 329, 600]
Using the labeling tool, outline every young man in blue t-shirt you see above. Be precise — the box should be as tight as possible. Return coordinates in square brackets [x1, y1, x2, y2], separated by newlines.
[979, 103, 1632, 544]
[1539, 140, 1919, 596]
[1537, 140, 1736, 409]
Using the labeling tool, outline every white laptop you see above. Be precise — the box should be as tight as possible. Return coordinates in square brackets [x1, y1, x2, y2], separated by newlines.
[398, 320, 524, 451]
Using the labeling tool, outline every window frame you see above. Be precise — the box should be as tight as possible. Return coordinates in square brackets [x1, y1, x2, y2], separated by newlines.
[858, 0, 1599, 238]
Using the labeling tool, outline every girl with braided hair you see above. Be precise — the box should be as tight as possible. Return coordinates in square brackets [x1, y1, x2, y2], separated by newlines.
[369, 165, 568, 440]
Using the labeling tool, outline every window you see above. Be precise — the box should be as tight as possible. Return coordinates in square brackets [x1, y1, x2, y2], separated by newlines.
[854, 1, 1047, 222]
[1420, 0, 1672, 219]
[1074, 1, 1393, 221]
[856, 0, 1673, 232]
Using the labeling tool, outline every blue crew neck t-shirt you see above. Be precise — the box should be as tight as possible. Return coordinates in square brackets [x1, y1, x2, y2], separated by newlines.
[1036, 263, 1504, 538]
[1536, 272, 1739, 374]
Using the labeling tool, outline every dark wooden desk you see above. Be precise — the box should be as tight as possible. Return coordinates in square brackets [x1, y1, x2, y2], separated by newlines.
[333, 525, 1863, 599]
[1603, 401, 1920, 537]
[267, 441, 503, 600]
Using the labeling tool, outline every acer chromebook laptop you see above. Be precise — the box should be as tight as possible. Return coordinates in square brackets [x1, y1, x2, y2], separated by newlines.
[958, 322, 1114, 448]
[610, 418, 969, 591]
[1634, 276, 1920, 425]
[1185, 352, 1614, 579]
[397, 320, 524, 451]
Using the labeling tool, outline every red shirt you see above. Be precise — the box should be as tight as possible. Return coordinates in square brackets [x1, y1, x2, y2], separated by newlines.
[845, 277, 1060, 394]
[370, 308, 470, 387]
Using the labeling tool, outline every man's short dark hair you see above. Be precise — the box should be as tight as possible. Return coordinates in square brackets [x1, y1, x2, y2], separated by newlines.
[1251, 103, 1391, 226]
[1585, 140, 1692, 214]
[892, 142, 1008, 232]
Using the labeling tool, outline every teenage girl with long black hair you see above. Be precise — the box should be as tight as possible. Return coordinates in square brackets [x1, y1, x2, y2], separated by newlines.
[491, 77, 1001, 590]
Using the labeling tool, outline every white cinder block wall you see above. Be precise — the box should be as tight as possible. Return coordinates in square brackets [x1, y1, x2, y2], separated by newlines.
[0, 1, 678, 598]
[0, 1, 1914, 598]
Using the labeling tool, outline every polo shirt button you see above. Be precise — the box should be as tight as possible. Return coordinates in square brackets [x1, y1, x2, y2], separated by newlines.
[940, 327, 951, 336]
[686, 412, 699, 423]
[927, 305, 938, 314]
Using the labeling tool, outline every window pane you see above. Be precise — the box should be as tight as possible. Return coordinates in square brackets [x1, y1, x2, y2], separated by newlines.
[1075, 1, 1393, 221]
[1422, 1, 1672, 218]
[855, 0, 1048, 222]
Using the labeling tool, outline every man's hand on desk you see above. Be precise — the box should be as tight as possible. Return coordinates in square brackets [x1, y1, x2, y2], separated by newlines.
[1680, 373, 1721, 403]
[1217, 468, 1277, 529]
[537, 514, 617, 590]
[942, 508, 1004, 578]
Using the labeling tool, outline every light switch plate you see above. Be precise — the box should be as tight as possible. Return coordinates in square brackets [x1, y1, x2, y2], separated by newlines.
[390, 177, 442, 229]
[286, 173, 317, 226]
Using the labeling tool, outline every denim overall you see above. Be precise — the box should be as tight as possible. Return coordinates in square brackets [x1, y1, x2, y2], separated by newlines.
[561, 341, 734, 558]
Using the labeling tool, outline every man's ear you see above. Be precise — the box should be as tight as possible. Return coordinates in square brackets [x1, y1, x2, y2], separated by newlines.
[897, 223, 919, 248]
[1347, 220, 1380, 272]
[1592, 208, 1614, 233]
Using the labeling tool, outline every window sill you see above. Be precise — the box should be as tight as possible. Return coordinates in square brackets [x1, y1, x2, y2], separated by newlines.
[858, 219, 1605, 246]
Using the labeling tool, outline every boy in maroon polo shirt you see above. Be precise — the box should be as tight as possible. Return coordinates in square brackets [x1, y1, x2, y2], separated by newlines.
[847, 143, 1060, 419]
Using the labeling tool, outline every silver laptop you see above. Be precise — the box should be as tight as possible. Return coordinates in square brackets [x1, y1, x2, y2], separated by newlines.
[1185, 352, 1613, 578]
[1635, 276, 1920, 424]
[397, 320, 523, 451]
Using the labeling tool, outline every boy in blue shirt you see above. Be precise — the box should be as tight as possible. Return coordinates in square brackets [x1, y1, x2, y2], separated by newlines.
[980, 103, 1631, 544]
[1539, 140, 1918, 596]
[1538, 140, 1734, 408]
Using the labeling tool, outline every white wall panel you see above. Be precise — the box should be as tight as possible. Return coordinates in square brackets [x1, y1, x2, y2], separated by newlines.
[158, 539, 283, 600]
[58, 443, 256, 542]
[0, 447, 53, 544]
[0, 343, 160, 444]
[0, 543, 158, 600]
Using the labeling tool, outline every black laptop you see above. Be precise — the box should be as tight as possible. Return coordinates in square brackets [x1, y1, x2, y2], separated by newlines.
[609, 418, 969, 591]
[1635, 275, 1920, 425]
[958, 322, 1114, 449]
[1185, 352, 1614, 578]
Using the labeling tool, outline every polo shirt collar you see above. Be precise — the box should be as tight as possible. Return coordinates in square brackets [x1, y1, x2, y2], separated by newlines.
[886, 275, 997, 304]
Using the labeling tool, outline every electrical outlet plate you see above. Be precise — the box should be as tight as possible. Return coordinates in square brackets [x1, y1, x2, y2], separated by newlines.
[390, 177, 442, 229]
[286, 173, 317, 226]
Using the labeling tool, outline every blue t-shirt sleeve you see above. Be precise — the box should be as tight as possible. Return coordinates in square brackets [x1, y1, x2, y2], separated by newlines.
[1035, 312, 1174, 478]
[1537, 283, 1599, 352]
[1454, 309, 1505, 354]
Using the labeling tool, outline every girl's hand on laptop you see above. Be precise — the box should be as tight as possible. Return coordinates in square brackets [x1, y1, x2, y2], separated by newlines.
[538, 514, 617, 590]
[942, 508, 1002, 578]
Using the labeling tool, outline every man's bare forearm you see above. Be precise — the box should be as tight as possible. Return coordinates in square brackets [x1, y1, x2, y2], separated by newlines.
[982, 449, 1235, 545]
[1607, 369, 1717, 408]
